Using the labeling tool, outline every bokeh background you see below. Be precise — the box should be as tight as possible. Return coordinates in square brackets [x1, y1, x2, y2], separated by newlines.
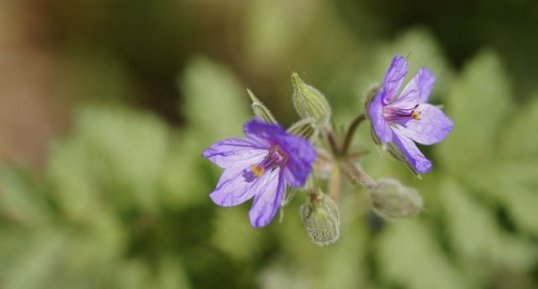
[1, 0, 537, 288]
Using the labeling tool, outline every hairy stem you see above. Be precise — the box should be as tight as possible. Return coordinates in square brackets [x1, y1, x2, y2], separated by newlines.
[340, 159, 376, 190]
[341, 113, 366, 156]
[324, 127, 340, 156]
[328, 165, 342, 202]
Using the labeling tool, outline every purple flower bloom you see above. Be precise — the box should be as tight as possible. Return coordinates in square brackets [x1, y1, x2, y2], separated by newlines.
[367, 55, 454, 174]
[203, 119, 316, 227]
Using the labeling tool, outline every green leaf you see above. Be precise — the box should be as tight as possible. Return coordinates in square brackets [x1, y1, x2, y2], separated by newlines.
[439, 179, 537, 270]
[114, 260, 154, 289]
[4, 230, 68, 289]
[156, 131, 210, 210]
[180, 57, 250, 140]
[157, 257, 192, 289]
[46, 139, 100, 222]
[461, 160, 538, 237]
[437, 50, 513, 172]
[499, 95, 538, 158]
[0, 167, 50, 226]
[47, 106, 170, 217]
[378, 220, 468, 289]
[211, 208, 262, 260]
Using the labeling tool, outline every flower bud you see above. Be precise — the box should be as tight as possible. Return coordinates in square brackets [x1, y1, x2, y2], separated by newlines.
[291, 72, 331, 127]
[369, 178, 423, 220]
[247, 89, 277, 124]
[300, 192, 340, 246]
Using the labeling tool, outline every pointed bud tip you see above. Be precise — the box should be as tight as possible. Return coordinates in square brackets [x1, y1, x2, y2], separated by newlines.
[291, 73, 331, 127]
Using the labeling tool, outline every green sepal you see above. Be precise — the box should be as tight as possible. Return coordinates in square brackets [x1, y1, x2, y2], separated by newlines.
[287, 117, 318, 141]
[247, 89, 277, 124]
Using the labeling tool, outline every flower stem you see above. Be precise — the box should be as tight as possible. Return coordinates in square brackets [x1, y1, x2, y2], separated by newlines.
[328, 165, 342, 202]
[340, 160, 376, 190]
[341, 113, 366, 156]
[324, 127, 340, 156]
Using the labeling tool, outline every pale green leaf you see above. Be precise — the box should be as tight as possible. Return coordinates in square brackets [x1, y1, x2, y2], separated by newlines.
[157, 257, 192, 289]
[499, 95, 538, 158]
[378, 220, 468, 289]
[0, 168, 50, 226]
[4, 230, 68, 289]
[180, 57, 250, 140]
[211, 208, 262, 261]
[438, 50, 513, 172]
[156, 131, 210, 210]
[461, 161, 538, 236]
[440, 179, 537, 270]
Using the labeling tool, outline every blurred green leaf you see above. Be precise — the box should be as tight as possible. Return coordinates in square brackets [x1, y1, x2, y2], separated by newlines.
[438, 50, 513, 172]
[156, 131, 209, 210]
[0, 167, 50, 226]
[46, 138, 102, 222]
[211, 208, 262, 261]
[378, 220, 468, 289]
[114, 259, 154, 289]
[459, 160, 538, 237]
[4, 230, 68, 289]
[499, 95, 538, 158]
[180, 57, 250, 140]
[440, 179, 537, 271]
[157, 257, 192, 289]
[47, 106, 170, 217]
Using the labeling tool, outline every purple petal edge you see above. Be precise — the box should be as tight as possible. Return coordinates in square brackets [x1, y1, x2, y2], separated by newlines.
[393, 67, 435, 107]
[382, 55, 409, 104]
[203, 138, 267, 168]
[248, 169, 285, 227]
[392, 130, 432, 174]
[368, 93, 393, 143]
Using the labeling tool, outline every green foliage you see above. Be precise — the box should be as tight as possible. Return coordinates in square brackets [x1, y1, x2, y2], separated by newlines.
[438, 50, 513, 173]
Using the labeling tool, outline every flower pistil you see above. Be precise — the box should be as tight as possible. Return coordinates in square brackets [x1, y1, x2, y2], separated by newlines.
[383, 104, 421, 122]
[242, 145, 288, 183]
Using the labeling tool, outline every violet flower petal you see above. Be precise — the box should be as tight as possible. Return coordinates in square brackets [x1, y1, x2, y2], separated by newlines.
[243, 118, 287, 146]
[382, 55, 408, 104]
[395, 104, 454, 145]
[203, 138, 267, 168]
[393, 67, 435, 107]
[392, 130, 432, 174]
[368, 94, 393, 143]
[248, 169, 285, 227]
[278, 135, 316, 187]
[209, 153, 267, 207]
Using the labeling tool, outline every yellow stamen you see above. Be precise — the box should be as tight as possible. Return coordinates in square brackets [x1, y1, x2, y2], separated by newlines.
[251, 165, 265, 177]
[411, 110, 421, 120]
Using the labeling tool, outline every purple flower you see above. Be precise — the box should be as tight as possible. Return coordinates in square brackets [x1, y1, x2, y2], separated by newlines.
[203, 119, 316, 227]
[367, 55, 454, 174]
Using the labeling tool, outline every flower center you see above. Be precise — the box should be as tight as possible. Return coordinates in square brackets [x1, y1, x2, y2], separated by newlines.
[383, 104, 421, 122]
[242, 145, 288, 183]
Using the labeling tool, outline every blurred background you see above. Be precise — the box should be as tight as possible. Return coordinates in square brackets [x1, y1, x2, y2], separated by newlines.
[0, 0, 537, 288]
